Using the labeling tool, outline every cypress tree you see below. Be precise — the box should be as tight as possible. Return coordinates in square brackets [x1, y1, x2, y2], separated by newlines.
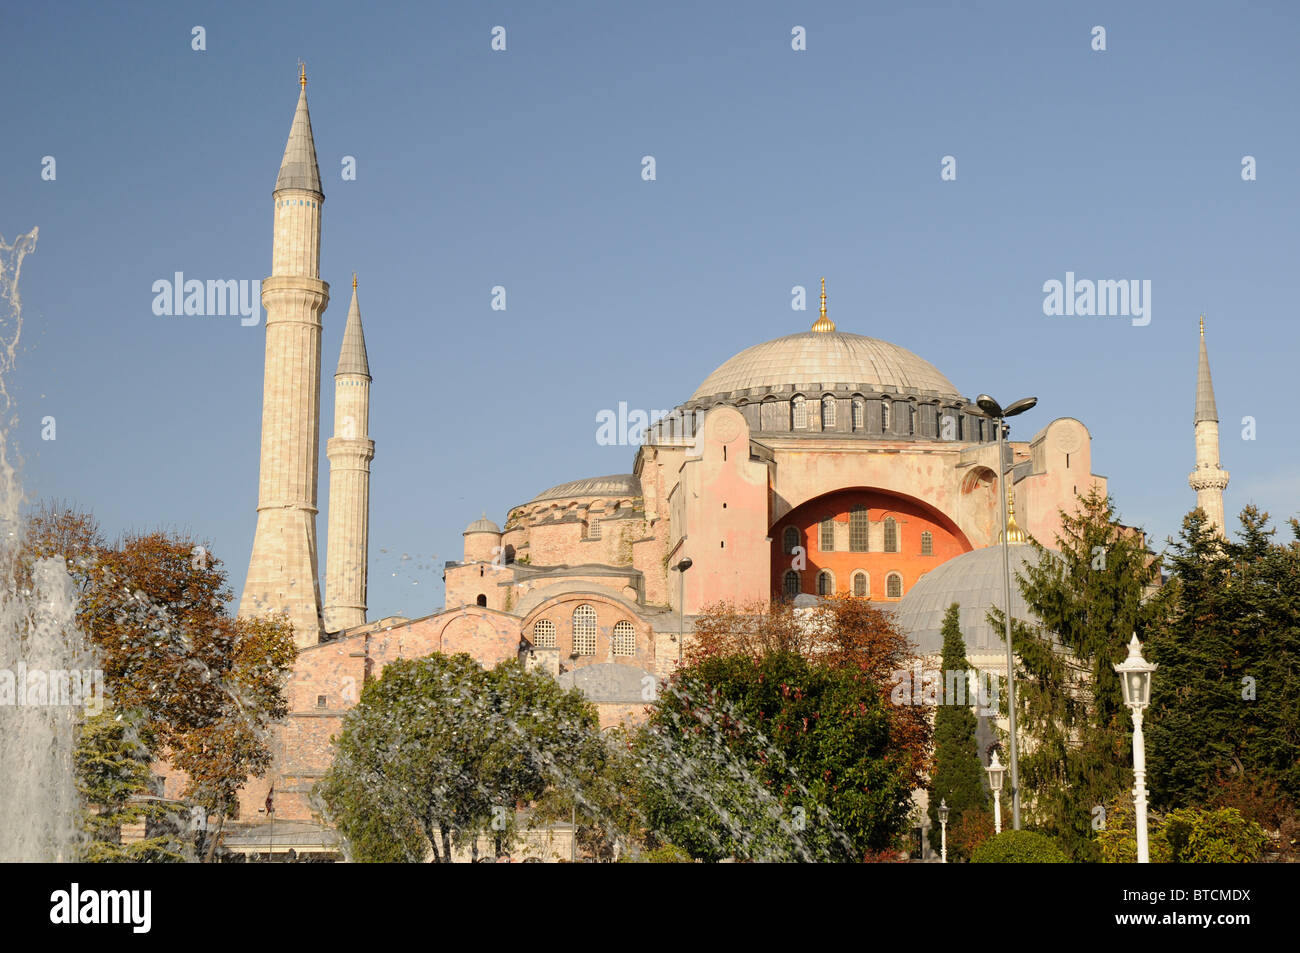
[993, 487, 1161, 861]
[1147, 506, 1300, 808]
[927, 603, 988, 854]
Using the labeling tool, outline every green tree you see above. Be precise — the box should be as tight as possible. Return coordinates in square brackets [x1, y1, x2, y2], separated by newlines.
[637, 651, 913, 862]
[74, 711, 187, 862]
[992, 487, 1161, 861]
[927, 603, 988, 856]
[317, 653, 606, 862]
[1146, 507, 1300, 810]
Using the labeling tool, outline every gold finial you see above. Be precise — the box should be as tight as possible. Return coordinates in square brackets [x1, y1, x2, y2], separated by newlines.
[1002, 495, 1028, 544]
[811, 276, 836, 333]
[352, 272, 358, 290]
[299, 61, 307, 88]
[1199, 313, 1205, 338]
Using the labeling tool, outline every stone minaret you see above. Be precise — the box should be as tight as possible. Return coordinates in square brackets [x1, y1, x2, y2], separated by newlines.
[1188, 315, 1230, 538]
[324, 275, 374, 633]
[240, 67, 329, 647]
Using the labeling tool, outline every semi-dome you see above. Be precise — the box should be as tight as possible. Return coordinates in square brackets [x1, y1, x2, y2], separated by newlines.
[692, 331, 963, 401]
[894, 543, 1049, 656]
[530, 474, 641, 503]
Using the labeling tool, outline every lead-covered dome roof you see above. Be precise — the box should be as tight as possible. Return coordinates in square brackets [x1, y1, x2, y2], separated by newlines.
[691, 331, 963, 401]
[894, 544, 1048, 656]
[530, 474, 641, 503]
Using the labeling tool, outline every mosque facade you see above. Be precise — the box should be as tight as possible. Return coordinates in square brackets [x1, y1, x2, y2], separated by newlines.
[198, 77, 1228, 842]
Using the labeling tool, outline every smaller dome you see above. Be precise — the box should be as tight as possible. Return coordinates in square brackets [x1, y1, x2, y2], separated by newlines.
[894, 544, 1050, 656]
[464, 513, 501, 535]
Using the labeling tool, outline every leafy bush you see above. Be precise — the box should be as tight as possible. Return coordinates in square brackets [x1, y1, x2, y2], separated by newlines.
[625, 844, 693, 863]
[1163, 808, 1267, 863]
[971, 829, 1069, 863]
[1096, 799, 1267, 863]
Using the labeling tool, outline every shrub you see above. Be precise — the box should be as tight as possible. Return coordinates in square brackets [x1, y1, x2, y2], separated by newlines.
[1096, 799, 1266, 863]
[971, 829, 1069, 863]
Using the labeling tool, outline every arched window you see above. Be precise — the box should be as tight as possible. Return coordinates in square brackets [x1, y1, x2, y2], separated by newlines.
[792, 395, 807, 429]
[821, 395, 836, 429]
[881, 399, 891, 432]
[852, 397, 865, 431]
[533, 619, 556, 648]
[820, 518, 835, 552]
[906, 403, 915, 435]
[884, 517, 899, 553]
[782, 525, 800, 555]
[817, 570, 834, 596]
[886, 573, 903, 598]
[782, 570, 800, 598]
[612, 620, 635, 656]
[852, 571, 869, 598]
[850, 505, 868, 552]
[476, 594, 487, 607]
[573, 604, 597, 656]
[921, 531, 933, 555]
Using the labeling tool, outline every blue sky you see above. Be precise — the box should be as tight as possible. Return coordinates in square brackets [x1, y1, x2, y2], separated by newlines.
[3, 0, 1297, 619]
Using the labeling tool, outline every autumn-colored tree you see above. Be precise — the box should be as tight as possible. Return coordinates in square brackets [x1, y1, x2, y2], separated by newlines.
[689, 595, 930, 788]
[23, 502, 296, 859]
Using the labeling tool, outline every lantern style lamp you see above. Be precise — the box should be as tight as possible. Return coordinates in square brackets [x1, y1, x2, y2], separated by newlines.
[1114, 634, 1158, 862]
[937, 798, 950, 863]
[986, 751, 1005, 835]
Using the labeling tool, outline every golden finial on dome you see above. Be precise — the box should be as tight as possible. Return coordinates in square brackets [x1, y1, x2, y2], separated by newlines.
[1199, 313, 1205, 338]
[811, 276, 836, 333]
[1002, 495, 1028, 544]
[352, 272, 358, 290]
[299, 61, 307, 88]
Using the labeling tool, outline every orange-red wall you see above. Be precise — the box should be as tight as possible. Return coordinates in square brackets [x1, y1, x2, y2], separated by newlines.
[770, 488, 971, 601]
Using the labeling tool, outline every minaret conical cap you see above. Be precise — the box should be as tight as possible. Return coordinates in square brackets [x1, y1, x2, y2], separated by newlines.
[1195, 315, 1218, 424]
[336, 278, 370, 378]
[275, 70, 323, 195]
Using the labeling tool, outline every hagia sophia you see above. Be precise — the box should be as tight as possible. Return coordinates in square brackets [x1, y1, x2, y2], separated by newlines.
[163, 75, 1231, 855]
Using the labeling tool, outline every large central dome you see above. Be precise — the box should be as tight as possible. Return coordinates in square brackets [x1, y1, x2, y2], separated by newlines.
[691, 331, 962, 401]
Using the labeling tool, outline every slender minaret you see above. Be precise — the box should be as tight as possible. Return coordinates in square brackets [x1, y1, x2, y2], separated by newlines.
[324, 275, 374, 633]
[1188, 315, 1230, 538]
[240, 66, 329, 647]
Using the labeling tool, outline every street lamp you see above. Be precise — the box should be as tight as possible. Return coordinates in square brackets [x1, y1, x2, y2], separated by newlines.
[674, 557, 693, 663]
[972, 393, 1036, 830]
[1114, 633, 1158, 863]
[986, 750, 1005, 835]
[937, 798, 949, 863]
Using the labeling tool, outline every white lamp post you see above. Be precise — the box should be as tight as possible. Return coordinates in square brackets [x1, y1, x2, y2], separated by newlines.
[1114, 634, 1157, 863]
[986, 751, 1005, 835]
[937, 798, 949, 863]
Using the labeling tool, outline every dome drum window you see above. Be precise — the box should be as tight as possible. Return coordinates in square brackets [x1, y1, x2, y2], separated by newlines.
[792, 395, 807, 429]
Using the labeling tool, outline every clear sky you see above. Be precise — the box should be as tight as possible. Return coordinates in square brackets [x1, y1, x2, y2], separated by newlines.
[3, 0, 1297, 620]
